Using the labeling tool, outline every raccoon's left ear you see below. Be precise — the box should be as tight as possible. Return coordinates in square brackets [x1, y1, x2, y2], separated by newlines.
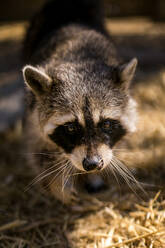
[23, 65, 52, 96]
[118, 58, 138, 88]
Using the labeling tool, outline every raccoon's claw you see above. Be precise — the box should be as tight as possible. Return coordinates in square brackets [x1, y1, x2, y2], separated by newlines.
[60, 187, 79, 205]
[69, 189, 79, 204]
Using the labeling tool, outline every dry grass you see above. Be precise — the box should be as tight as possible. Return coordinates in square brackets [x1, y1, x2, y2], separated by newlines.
[0, 19, 165, 248]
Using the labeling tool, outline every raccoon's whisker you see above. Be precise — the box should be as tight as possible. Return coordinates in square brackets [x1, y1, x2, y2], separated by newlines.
[62, 163, 70, 191]
[114, 161, 147, 198]
[112, 157, 144, 187]
[71, 171, 93, 176]
[110, 159, 141, 198]
[39, 157, 68, 166]
[34, 162, 67, 184]
[71, 167, 77, 187]
[25, 165, 66, 192]
[44, 166, 67, 191]
[62, 164, 74, 193]
[111, 158, 135, 182]
[106, 164, 121, 191]
[26, 159, 67, 186]
[25, 161, 67, 191]
[111, 157, 137, 181]
[111, 158, 136, 185]
[62, 164, 73, 193]
[46, 160, 70, 189]
[137, 182, 161, 192]
[111, 156, 147, 198]
[22, 151, 62, 156]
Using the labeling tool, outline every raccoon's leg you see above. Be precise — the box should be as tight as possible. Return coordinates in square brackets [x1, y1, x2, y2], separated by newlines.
[49, 176, 78, 204]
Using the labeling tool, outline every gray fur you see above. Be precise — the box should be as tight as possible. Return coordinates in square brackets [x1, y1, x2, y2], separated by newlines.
[23, 0, 138, 203]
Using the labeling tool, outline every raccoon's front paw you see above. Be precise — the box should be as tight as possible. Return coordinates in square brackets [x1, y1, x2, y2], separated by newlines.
[69, 189, 79, 205]
[49, 177, 79, 204]
[57, 187, 79, 205]
[62, 186, 80, 205]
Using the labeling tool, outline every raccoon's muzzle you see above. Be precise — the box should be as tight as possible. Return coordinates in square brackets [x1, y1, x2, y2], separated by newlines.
[82, 155, 103, 171]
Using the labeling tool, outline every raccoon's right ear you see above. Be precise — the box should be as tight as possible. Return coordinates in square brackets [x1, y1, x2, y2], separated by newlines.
[23, 65, 52, 96]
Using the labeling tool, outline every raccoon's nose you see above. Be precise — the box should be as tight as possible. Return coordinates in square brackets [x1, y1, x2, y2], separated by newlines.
[82, 156, 103, 171]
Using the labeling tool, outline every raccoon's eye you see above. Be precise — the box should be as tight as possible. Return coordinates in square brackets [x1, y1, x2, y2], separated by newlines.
[100, 119, 120, 132]
[65, 123, 76, 133]
[102, 120, 111, 130]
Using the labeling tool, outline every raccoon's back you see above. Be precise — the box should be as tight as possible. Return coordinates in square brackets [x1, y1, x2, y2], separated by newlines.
[23, 0, 104, 62]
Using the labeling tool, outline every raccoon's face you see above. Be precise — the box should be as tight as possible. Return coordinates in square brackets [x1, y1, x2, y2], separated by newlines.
[23, 58, 137, 172]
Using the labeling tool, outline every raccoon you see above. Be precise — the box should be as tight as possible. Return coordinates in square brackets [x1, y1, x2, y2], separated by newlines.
[23, 0, 138, 203]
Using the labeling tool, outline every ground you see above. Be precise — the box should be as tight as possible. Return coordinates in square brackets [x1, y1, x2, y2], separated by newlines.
[0, 18, 165, 248]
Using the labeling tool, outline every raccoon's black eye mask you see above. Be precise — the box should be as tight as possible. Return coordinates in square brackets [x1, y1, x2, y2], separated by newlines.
[64, 122, 79, 134]
[98, 118, 126, 147]
[48, 118, 126, 153]
[48, 120, 84, 153]
[100, 119, 121, 133]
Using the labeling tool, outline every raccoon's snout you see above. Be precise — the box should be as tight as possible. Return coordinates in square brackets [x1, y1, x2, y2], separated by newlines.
[82, 156, 103, 171]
